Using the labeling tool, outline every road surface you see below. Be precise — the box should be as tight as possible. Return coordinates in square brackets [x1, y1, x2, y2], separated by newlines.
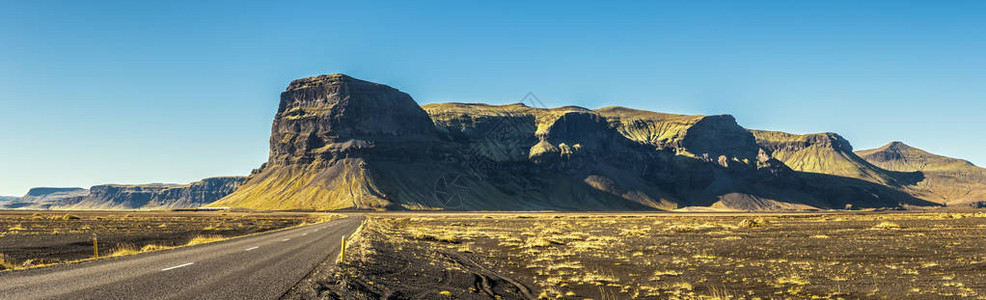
[0, 216, 363, 300]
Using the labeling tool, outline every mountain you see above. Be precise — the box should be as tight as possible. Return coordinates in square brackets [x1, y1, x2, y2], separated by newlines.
[212, 74, 934, 211]
[4, 187, 90, 208]
[0, 196, 20, 204]
[751, 131, 922, 187]
[6, 177, 244, 210]
[211, 74, 441, 210]
[857, 142, 986, 206]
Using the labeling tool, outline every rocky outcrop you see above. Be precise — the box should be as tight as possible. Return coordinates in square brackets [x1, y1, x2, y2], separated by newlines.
[857, 142, 986, 206]
[213, 74, 935, 211]
[268, 74, 439, 166]
[14, 177, 244, 210]
[212, 74, 440, 210]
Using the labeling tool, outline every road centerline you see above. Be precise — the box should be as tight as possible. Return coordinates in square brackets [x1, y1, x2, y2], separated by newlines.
[245, 246, 259, 251]
[161, 262, 194, 271]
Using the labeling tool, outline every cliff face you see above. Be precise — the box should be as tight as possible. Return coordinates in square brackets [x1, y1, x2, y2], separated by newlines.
[213, 74, 935, 211]
[267, 74, 439, 166]
[23, 177, 244, 210]
[857, 142, 986, 206]
[212, 74, 441, 210]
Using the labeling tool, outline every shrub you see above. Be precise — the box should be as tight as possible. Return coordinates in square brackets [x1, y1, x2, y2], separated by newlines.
[873, 221, 903, 229]
[738, 218, 768, 228]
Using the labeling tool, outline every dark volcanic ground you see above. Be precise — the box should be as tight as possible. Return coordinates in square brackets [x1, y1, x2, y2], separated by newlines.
[296, 212, 986, 299]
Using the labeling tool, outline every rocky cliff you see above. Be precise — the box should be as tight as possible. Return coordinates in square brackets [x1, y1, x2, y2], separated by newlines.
[212, 74, 935, 211]
[10, 177, 244, 210]
[857, 142, 986, 206]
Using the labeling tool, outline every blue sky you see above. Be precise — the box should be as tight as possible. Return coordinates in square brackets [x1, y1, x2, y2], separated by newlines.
[1, 1, 984, 195]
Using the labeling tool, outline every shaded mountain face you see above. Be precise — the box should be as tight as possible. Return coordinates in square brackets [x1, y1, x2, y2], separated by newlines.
[213, 74, 934, 211]
[857, 142, 986, 206]
[8, 177, 244, 210]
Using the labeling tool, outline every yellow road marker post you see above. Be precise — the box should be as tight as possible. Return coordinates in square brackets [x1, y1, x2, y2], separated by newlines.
[339, 235, 347, 263]
[92, 233, 98, 259]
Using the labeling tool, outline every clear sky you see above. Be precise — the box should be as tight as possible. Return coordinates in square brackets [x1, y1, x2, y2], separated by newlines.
[1, 1, 984, 196]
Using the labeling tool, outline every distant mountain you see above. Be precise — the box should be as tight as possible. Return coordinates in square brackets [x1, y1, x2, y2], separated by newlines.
[211, 74, 934, 211]
[751, 131, 923, 187]
[3, 187, 90, 208]
[857, 142, 986, 206]
[6, 177, 245, 210]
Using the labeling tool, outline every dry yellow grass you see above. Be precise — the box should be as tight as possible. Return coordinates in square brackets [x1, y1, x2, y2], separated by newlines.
[0, 253, 16, 270]
[738, 217, 768, 228]
[109, 245, 141, 257]
[873, 221, 903, 229]
[141, 244, 172, 252]
[186, 235, 226, 246]
[337, 213, 986, 299]
[7, 223, 25, 231]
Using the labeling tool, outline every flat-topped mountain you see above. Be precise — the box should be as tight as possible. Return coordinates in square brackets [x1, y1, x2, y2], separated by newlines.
[212, 74, 936, 211]
[20, 187, 89, 202]
[857, 142, 986, 206]
[0, 196, 22, 206]
[3, 187, 90, 208]
[6, 177, 244, 210]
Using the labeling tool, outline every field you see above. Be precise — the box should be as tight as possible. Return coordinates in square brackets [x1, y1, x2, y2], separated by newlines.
[0, 210, 337, 270]
[309, 212, 986, 299]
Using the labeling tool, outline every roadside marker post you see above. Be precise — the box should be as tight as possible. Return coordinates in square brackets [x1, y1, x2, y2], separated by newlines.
[339, 235, 347, 263]
[92, 233, 98, 259]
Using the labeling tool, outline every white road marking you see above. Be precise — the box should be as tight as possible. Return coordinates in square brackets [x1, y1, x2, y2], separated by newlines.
[302, 233, 308, 236]
[281, 238, 290, 242]
[245, 246, 259, 251]
[161, 262, 194, 271]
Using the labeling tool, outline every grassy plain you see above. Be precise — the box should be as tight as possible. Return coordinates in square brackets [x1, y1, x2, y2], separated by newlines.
[0, 210, 338, 270]
[317, 212, 986, 299]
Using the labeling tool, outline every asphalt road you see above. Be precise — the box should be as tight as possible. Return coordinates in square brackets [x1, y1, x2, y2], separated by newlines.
[0, 216, 364, 300]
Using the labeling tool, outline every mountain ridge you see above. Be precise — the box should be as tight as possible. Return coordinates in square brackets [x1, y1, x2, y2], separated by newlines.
[857, 142, 986, 206]
[4, 177, 245, 210]
[212, 74, 940, 211]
